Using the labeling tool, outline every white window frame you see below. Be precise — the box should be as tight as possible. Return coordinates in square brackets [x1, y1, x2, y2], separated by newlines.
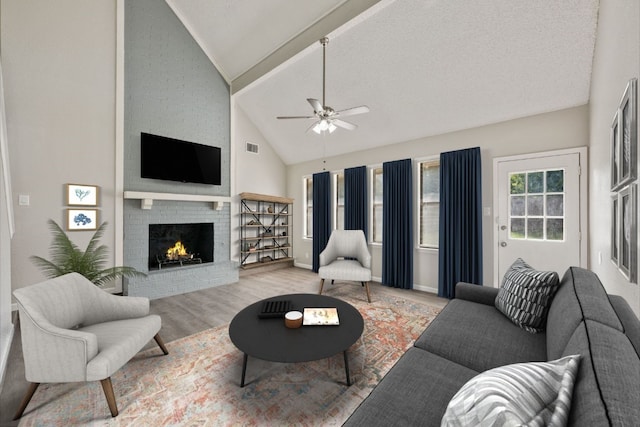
[415, 156, 440, 250]
[369, 165, 383, 245]
[303, 175, 313, 239]
[332, 171, 345, 231]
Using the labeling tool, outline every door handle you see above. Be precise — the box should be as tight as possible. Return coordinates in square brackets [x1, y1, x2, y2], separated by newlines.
[500, 241, 507, 247]
[500, 225, 507, 230]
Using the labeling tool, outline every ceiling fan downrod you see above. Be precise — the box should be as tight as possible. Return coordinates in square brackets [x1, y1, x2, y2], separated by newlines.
[320, 37, 328, 109]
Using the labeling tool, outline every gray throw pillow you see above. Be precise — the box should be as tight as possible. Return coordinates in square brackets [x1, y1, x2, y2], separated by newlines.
[495, 258, 560, 333]
[441, 354, 581, 427]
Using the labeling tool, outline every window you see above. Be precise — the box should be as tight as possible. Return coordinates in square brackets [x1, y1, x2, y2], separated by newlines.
[509, 169, 565, 241]
[303, 176, 313, 238]
[371, 167, 383, 243]
[334, 172, 344, 230]
[419, 160, 440, 248]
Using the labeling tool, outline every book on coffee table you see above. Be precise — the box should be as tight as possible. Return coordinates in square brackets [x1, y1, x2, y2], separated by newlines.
[303, 307, 340, 326]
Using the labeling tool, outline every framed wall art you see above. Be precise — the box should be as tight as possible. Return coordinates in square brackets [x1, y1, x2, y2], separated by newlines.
[614, 184, 637, 283]
[611, 78, 637, 190]
[66, 183, 99, 206]
[619, 78, 637, 187]
[67, 209, 98, 231]
[610, 194, 618, 265]
[610, 109, 620, 190]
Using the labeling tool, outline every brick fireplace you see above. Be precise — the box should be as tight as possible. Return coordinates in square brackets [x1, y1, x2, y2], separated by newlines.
[123, 197, 237, 299]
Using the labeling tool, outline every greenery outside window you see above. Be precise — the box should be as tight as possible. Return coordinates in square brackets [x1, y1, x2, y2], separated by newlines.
[509, 169, 565, 241]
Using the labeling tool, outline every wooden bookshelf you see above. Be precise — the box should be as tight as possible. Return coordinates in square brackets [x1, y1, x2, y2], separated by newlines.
[239, 193, 293, 269]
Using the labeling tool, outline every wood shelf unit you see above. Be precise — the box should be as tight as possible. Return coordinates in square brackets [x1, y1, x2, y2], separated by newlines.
[239, 193, 293, 269]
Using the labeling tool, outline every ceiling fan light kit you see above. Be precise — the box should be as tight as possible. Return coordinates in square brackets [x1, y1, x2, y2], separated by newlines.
[312, 119, 337, 134]
[277, 37, 369, 135]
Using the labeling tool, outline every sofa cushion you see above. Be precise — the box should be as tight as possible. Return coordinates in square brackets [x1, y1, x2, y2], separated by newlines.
[441, 354, 580, 427]
[608, 295, 640, 357]
[563, 320, 640, 427]
[318, 259, 371, 282]
[414, 299, 547, 373]
[495, 258, 560, 333]
[343, 348, 478, 427]
[546, 267, 624, 360]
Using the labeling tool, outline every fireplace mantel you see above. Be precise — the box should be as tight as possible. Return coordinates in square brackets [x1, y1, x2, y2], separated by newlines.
[124, 191, 230, 210]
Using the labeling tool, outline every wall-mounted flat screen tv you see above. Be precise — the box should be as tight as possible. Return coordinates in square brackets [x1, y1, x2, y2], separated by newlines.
[141, 132, 221, 185]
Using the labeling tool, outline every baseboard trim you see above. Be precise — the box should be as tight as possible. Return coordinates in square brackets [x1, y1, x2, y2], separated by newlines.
[294, 261, 312, 270]
[292, 268, 438, 295]
[413, 284, 438, 294]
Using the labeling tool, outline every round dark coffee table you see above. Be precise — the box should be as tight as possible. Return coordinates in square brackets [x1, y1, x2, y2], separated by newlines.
[228, 293, 364, 387]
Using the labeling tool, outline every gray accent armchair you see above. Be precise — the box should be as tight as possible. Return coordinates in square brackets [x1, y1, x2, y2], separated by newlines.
[318, 229, 372, 302]
[12, 272, 168, 419]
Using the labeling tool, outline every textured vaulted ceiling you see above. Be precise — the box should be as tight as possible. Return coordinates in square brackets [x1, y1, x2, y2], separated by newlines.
[167, 0, 600, 165]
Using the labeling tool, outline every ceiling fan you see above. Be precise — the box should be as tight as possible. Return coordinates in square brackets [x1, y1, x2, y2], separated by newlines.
[277, 37, 369, 134]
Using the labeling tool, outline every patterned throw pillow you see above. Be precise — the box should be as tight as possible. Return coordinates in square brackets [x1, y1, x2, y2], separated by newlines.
[441, 355, 581, 427]
[495, 258, 560, 333]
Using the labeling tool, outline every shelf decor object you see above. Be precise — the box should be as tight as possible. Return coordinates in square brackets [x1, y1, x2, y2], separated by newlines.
[239, 192, 293, 269]
[66, 183, 99, 206]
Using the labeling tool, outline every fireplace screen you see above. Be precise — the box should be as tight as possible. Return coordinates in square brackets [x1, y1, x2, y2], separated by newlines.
[148, 223, 214, 270]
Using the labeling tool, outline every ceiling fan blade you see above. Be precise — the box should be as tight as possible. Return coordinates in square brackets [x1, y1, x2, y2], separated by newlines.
[307, 98, 324, 113]
[333, 119, 357, 131]
[335, 105, 370, 117]
[276, 115, 316, 119]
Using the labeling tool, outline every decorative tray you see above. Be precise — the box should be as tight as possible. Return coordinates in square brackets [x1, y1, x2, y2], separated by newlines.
[258, 299, 292, 319]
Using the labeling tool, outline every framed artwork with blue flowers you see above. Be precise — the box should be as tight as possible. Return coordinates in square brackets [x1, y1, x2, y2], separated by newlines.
[67, 209, 98, 231]
[66, 183, 98, 206]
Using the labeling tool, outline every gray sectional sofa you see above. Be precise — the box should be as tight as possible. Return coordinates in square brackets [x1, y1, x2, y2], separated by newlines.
[344, 267, 640, 426]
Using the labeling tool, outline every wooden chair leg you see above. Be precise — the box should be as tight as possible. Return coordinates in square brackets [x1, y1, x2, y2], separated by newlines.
[154, 333, 169, 355]
[319, 278, 325, 295]
[100, 377, 118, 417]
[13, 382, 39, 420]
[363, 282, 371, 303]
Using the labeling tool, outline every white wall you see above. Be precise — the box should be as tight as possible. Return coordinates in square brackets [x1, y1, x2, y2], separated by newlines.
[0, 57, 14, 391]
[231, 102, 287, 262]
[1, 0, 117, 293]
[588, 0, 640, 315]
[288, 106, 589, 292]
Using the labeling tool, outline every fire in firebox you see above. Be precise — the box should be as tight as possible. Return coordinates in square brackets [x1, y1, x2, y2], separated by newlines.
[148, 223, 214, 271]
[156, 240, 202, 269]
[166, 241, 192, 261]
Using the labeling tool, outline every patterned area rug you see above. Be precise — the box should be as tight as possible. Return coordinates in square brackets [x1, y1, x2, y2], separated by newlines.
[18, 288, 441, 426]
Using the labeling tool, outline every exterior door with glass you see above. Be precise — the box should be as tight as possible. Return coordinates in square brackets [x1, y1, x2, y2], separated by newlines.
[494, 149, 587, 285]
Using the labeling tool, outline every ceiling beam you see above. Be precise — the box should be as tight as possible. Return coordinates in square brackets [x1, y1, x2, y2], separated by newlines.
[230, 0, 384, 94]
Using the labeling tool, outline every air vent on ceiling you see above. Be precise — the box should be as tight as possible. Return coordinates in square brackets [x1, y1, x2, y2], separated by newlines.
[246, 142, 259, 154]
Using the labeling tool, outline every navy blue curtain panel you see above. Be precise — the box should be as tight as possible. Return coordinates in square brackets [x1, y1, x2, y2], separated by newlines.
[345, 166, 368, 240]
[438, 147, 483, 299]
[312, 171, 331, 272]
[382, 159, 414, 289]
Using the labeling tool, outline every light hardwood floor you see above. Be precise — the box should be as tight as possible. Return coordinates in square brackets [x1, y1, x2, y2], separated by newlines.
[0, 267, 447, 425]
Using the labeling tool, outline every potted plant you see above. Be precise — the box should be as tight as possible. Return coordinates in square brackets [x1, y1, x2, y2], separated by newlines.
[31, 219, 145, 286]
